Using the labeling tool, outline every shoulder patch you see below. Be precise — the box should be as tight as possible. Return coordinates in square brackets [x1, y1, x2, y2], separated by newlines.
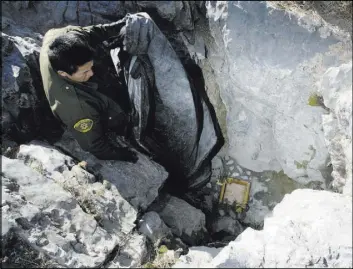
[74, 119, 93, 133]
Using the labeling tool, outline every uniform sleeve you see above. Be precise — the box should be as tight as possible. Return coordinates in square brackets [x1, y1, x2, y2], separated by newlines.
[60, 99, 126, 160]
[78, 17, 128, 48]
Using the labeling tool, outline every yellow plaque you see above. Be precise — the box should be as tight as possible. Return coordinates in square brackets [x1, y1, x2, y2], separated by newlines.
[219, 177, 251, 213]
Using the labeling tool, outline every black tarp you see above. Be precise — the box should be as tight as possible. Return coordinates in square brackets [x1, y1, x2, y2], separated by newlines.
[111, 12, 224, 192]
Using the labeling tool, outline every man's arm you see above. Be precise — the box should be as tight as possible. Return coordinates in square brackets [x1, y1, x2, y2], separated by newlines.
[58, 99, 137, 162]
[74, 17, 128, 48]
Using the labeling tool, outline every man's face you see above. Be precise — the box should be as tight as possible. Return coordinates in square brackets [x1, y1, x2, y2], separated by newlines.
[58, 61, 94, 83]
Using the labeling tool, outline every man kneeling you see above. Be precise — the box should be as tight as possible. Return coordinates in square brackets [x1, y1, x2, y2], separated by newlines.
[39, 15, 138, 162]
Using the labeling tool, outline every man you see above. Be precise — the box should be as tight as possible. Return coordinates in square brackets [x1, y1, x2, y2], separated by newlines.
[40, 12, 224, 194]
[39, 17, 138, 162]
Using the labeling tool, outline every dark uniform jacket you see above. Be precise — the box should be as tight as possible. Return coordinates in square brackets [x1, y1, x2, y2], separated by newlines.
[39, 19, 132, 160]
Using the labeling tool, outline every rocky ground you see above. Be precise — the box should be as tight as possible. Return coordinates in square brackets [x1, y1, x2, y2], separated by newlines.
[1, 1, 352, 268]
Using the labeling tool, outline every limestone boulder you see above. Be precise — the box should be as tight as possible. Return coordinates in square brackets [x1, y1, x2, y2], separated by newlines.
[149, 195, 208, 246]
[319, 61, 352, 195]
[138, 211, 173, 245]
[184, 1, 352, 188]
[2, 156, 137, 267]
[16, 141, 138, 235]
[176, 189, 352, 268]
[54, 132, 167, 210]
[106, 233, 147, 268]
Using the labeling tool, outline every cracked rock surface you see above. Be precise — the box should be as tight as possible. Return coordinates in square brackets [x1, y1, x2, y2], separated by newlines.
[2, 139, 168, 267]
[175, 189, 352, 268]
[187, 1, 352, 188]
[2, 156, 134, 267]
[54, 131, 168, 210]
[149, 195, 208, 246]
[138, 211, 173, 245]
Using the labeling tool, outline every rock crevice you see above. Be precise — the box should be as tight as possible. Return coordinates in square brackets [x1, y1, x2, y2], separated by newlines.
[1, 1, 352, 268]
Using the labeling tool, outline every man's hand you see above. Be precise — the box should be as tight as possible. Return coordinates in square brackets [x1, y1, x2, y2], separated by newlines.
[78, 161, 88, 169]
[103, 25, 126, 49]
[117, 147, 138, 163]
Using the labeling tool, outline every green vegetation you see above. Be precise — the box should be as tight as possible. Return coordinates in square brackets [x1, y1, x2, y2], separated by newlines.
[308, 93, 321, 106]
[307, 93, 330, 112]
[158, 245, 168, 254]
[143, 262, 156, 268]
[294, 160, 309, 169]
[142, 245, 178, 268]
[295, 145, 316, 170]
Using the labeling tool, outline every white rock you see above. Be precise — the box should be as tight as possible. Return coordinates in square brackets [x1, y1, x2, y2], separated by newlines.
[226, 160, 234, 165]
[177, 189, 352, 268]
[211, 228, 265, 268]
[202, 1, 352, 186]
[319, 62, 352, 195]
[236, 166, 243, 174]
[157, 196, 207, 245]
[138, 211, 172, 245]
[180, 31, 206, 63]
[243, 199, 272, 229]
[262, 189, 352, 267]
[244, 179, 269, 225]
[211, 216, 243, 237]
[2, 156, 133, 268]
[211, 156, 224, 182]
[173, 246, 222, 268]
[2, 31, 41, 137]
[107, 234, 147, 268]
[16, 141, 137, 236]
[228, 210, 237, 220]
[55, 132, 168, 210]
[157, 249, 183, 268]
[16, 141, 75, 176]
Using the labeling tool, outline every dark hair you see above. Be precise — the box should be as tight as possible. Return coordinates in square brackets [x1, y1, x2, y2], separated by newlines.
[48, 32, 95, 75]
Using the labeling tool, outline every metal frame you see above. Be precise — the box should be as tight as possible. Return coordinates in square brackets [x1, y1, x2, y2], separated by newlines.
[219, 177, 251, 213]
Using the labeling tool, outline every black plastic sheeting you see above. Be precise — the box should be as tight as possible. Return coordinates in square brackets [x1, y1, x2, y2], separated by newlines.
[111, 13, 224, 193]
